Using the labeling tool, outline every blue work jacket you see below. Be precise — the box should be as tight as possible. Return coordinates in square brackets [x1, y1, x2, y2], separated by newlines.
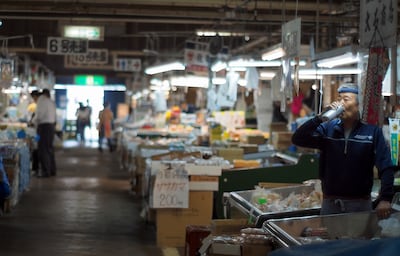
[292, 116, 395, 202]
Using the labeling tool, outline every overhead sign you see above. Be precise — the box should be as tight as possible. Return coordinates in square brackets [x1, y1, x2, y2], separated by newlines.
[74, 75, 105, 86]
[114, 58, 141, 72]
[184, 41, 209, 75]
[47, 37, 88, 55]
[360, 0, 397, 48]
[282, 17, 301, 58]
[69, 49, 108, 65]
[64, 25, 104, 41]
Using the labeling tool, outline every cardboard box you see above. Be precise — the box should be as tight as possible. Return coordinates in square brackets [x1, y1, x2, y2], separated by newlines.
[216, 148, 244, 163]
[271, 131, 293, 150]
[241, 244, 272, 256]
[156, 191, 213, 247]
[210, 219, 250, 235]
[239, 144, 259, 154]
[209, 243, 241, 256]
[246, 135, 265, 145]
[189, 175, 219, 191]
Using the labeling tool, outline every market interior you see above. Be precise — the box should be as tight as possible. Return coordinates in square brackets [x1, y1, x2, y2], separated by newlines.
[1, 1, 400, 256]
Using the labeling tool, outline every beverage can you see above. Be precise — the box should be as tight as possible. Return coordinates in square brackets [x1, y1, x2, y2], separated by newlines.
[321, 105, 344, 122]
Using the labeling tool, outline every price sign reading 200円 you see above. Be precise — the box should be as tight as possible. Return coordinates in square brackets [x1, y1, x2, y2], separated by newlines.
[152, 161, 189, 208]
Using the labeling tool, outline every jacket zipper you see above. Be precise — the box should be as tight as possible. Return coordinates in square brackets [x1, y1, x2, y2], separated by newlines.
[344, 138, 348, 154]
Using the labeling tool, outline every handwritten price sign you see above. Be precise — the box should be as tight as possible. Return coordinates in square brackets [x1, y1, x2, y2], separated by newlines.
[152, 161, 189, 208]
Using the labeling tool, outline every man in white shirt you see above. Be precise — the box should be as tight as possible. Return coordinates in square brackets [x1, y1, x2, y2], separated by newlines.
[33, 89, 57, 177]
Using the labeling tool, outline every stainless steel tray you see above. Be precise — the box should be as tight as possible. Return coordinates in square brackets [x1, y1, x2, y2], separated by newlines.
[228, 184, 321, 227]
[264, 211, 381, 247]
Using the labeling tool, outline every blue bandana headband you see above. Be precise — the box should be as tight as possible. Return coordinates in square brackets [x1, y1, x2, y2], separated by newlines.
[338, 87, 358, 94]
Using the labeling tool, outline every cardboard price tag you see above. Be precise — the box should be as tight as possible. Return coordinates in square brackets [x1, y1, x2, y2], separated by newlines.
[152, 162, 189, 208]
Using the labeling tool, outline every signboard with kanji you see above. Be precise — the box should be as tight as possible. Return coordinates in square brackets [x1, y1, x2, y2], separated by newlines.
[360, 0, 397, 48]
[69, 49, 108, 65]
[184, 41, 209, 75]
[151, 161, 189, 209]
[114, 58, 141, 72]
[47, 37, 88, 55]
[282, 18, 301, 58]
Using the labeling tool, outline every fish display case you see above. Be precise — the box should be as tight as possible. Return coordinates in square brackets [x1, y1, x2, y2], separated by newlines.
[215, 153, 319, 219]
[263, 211, 400, 248]
[228, 183, 322, 227]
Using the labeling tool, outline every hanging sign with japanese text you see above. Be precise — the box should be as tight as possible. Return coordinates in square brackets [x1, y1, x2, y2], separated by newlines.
[151, 161, 189, 208]
[69, 49, 109, 65]
[360, 0, 397, 48]
[47, 37, 88, 55]
[114, 58, 141, 72]
[389, 118, 400, 166]
[282, 18, 301, 58]
[184, 41, 209, 75]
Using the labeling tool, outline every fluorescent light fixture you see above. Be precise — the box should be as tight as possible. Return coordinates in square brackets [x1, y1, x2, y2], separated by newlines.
[212, 77, 226, 85]
[145, 61, 185, 75]
[196, 30, 246, 37]
[299, 68, 362, 75]
[237, 79, 247, 87]
[314, 45, 359, 68]
[261, 43, 285, 60]
[317, 52, 359, 68]
[170, 76, 209, 88]
[64, 25, 104, 40]
[229, 60, 282, 67]
[259, 71, 277, 80]
[150, 79, 170, 91]
[293, 74, 323, 80]
[211, 61, 227, 72]
[227, 59, 306, 68]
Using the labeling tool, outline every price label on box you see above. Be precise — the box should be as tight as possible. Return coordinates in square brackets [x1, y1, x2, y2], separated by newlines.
[151, 161, 189, 208]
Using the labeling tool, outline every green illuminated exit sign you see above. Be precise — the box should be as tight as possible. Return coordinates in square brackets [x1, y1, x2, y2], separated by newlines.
[74, 75, 105, 85]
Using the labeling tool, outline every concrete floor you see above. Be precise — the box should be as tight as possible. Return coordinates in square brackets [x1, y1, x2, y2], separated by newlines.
[0, 141, 170, 256]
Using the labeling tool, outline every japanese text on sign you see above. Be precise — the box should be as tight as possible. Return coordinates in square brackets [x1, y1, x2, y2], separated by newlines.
[47, 37, 88, 55]
[114, 58, 141, 72]
[360, 0, 397, 48]
[151, 162, 189, 208]
[282, 18, 301, 58]
[70, 49, 108, 65]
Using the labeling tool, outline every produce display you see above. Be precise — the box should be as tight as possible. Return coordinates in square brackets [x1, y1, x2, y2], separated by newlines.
[251, 186, 322, 212]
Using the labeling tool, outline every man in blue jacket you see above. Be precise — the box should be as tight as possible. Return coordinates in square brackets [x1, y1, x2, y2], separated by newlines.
[292, 83, 394, 219]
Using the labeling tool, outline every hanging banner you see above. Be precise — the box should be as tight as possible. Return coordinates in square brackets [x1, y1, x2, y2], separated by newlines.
[282, 17, 301, 58]
[389, 118, 400, 165]
[184, 41, 209, 75]
[361, 47, 390, 125]
[151, 161, 189, 209]
[360, 0, 397, 48]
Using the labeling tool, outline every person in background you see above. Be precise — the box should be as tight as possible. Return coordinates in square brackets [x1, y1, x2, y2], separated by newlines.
[32, 89, 57, 177]
[27, 90, 41, 176]
[292, 83, 395, 219]
[75, 102, 90, 144]
[85, 99, 92, 130]
[0, 162, 11, 215]
[98, 102, 114, 152]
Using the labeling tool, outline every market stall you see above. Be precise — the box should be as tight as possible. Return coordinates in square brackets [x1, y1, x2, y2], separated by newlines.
[228, 182, 322, 227]
[215, 153, 319, 219]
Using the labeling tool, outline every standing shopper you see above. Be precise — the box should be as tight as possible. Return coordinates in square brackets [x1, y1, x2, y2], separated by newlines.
[33, 89, 57, 177]
[292, 83, 395, 219]
[98, 102, 114, 152]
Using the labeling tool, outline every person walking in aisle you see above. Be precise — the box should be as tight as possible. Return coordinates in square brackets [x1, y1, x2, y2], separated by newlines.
[27, 90, 41, 176]
[291, 83, 395, 219]
[98, 102, 114, 152]
[33, 89, 57, 177]
[75, 102, 90, 144]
